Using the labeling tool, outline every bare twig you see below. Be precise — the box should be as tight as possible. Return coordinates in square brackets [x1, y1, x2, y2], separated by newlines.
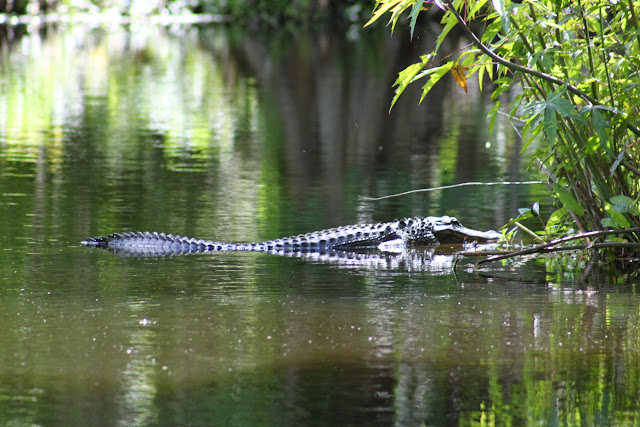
[359, 181, 545, 201]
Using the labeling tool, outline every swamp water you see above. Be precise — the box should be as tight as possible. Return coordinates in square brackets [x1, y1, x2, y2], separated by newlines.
[1, 21, 640, 426]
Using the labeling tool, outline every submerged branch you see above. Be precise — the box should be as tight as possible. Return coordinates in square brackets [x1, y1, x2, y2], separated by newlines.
[475, 227, 640, 265]
[359, 181, 545, 201]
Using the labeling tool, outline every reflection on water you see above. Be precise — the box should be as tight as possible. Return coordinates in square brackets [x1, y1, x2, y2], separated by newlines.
[1, 20, 638, 426]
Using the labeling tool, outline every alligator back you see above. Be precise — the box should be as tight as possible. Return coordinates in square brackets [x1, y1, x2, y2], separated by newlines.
[81, 216, 500, 256]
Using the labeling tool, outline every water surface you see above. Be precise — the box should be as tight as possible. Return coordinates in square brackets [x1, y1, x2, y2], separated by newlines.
[1, 21, 639, 426]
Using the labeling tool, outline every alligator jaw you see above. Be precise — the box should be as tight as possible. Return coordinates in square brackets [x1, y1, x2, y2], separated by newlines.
[432, 223, 501, 244]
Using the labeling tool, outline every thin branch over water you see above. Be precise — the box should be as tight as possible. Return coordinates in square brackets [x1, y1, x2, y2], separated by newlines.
[359, 181, 546, 201]
[469, 227, 640, 265]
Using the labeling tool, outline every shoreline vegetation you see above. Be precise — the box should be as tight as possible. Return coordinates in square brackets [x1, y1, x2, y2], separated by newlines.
[366, 0, 640, 265]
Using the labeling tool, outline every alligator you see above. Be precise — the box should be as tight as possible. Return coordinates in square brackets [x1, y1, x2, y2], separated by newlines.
[81, 216, 501, 257]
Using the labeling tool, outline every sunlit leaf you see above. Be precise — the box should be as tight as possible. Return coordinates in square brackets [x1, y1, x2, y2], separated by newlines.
[419, 62, 453, 104]
[364, 0, 404, 28]
[532, 201, 540, 217]
[388, 0, 417, 33]
[605, 203, 631, 228]
[469, 0, 489, 19]
[545, 207, 568, 234]
[450, 64, 468, 92]
[553, 183, 584, 216]
[492, 0, 505, 16]
[435, 14, 458, 53]
[390, 54, 434, 110]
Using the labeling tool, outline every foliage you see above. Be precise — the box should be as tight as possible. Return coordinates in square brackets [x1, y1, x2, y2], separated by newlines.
[0, 0, 373, 23]
[366, 0, 640, 248]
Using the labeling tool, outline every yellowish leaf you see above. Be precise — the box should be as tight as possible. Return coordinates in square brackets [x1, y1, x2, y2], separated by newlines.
[451, 65, 468, 92]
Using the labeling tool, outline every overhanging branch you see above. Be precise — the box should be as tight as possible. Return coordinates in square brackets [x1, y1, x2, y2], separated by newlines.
[443, 0, 640, 137]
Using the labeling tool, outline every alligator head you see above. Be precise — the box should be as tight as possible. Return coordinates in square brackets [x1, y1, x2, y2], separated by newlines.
[430, 216, 502, 244]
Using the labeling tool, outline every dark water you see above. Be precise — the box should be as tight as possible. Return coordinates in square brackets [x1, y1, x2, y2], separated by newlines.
[1, 22, 640, 426]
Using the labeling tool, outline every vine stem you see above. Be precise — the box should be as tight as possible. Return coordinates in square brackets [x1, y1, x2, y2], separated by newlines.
[359, 181, 545, 201]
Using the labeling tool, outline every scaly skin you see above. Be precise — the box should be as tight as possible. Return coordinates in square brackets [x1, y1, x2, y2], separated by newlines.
[81, 216, 501, 256]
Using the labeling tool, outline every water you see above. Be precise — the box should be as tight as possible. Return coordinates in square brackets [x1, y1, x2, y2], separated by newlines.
[1, 21, 640, 426]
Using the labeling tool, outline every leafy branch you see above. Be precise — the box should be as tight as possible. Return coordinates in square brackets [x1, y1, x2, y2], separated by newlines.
[439, 0, 640, 137]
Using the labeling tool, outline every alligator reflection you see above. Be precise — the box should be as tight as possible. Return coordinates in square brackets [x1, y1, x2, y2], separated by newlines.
[83, 240, 498, 273]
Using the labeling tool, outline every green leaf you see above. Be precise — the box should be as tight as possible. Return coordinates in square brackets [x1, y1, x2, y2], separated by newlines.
[543, 106, 558, 143]
[605, 203, 631, 228]
[518, 208, 534, 217]
[611, 195, 633, 204]
[546, 207, 568, 234]
[469, 0, 488, 19]
[390, 55, 431, 110]
[610, 195, 633, 213]
[435, 13, 458, 53]
[590, 108, 609, 145]
[610, 150, 625, 176]
[389, 0, 418, 33]
[482, 19, 503, 44]
[553, 183, 584, 216]
[552, 98, 585, 123]
[409, 0, 423, 40]
[488, 101, 501, 135]
[418, 63, 452, 104]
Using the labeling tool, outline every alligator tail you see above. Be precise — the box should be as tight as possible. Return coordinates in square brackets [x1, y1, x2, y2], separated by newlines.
[81, 231, 236, 255]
